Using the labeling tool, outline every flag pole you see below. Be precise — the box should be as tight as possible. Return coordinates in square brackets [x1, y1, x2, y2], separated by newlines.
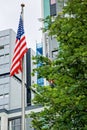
[21, 3, 25, 130]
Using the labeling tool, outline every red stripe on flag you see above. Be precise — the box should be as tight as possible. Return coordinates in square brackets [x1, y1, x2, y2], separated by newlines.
[10, 15, 28, 76]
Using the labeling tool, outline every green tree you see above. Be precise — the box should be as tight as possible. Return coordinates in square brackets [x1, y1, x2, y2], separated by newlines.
[30, 0, 87, 129]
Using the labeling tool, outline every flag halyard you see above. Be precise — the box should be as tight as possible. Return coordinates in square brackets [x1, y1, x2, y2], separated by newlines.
[10, 15, 28, 76]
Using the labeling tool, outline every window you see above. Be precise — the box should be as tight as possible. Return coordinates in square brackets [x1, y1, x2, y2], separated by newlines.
[52, 50, 58, 59]
[0, 45, 4, 50]
[0, 63, 9, 69]
[4, 104, 8, 109]
[0, 105, 3, 109]
[26, 117, 34, 130]
[4, 84, 9, 94]
[4, 45, 9, 54]
[0, 95, 3, 99]
[8, 118, 21, 130]
[4, 93, 9, 98]
[8, 117, 35, 130]
[0, 54, 4, 57]
[0, 35, 9, 46]
[0, 76, 10, 85]
[50, 0, 56, 16]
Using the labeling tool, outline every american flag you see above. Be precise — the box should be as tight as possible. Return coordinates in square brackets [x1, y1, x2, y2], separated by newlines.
[10, 15, 28, 76]
[50, 0, 56, 5]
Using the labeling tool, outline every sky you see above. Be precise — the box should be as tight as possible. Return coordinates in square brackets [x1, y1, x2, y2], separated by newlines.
[0, 0, 42, 51]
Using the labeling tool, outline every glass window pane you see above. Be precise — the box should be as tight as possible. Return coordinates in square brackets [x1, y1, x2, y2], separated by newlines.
[9, 118, 21, 130]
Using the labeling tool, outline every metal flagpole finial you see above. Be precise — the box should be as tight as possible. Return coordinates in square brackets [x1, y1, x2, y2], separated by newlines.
[21, 3, 25, 14]
[21, 3, 25, 8]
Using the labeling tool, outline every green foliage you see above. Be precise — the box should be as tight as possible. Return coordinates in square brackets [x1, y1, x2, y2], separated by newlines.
[30, 0, 87, 129]
[40, 16, 52, 32]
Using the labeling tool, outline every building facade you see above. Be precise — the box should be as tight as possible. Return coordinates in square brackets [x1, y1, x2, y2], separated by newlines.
[0, 29, 22, 110]
[41, 0, 68, 60]
[41, 0, 58, 60]
[0, 29, 37, 130]
[0, 105, 43, 130]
